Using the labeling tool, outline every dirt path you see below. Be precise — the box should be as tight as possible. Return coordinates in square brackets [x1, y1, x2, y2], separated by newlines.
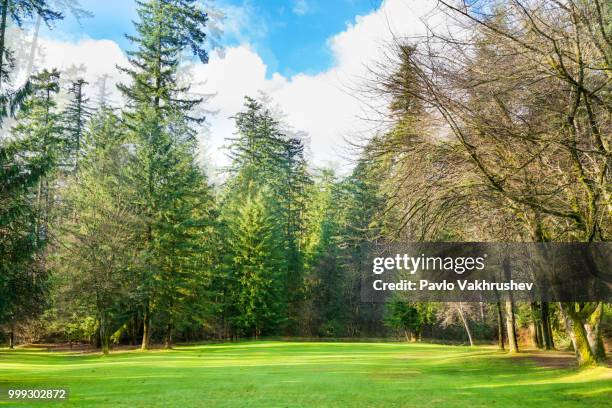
[515, 350, 612, 369]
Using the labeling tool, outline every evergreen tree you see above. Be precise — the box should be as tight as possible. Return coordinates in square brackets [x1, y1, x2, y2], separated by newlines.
[62, 78, 91, 170]
[224, 97, 310, 334]
[225, 186, 286, 338]
[227, 97, 286, 182]
[384, 297, 436, 342]
[56, 108, 139, 355]
[279, 136, 310, 333]
[0, 69, 61, 346]
[300, 169, 347, 336]
[117, 0, 213, 349]
[154, 115, 218, 348]
[10, 69, 62, 247]
[0, 0, 62, 122]
[0, 137, 49, 347]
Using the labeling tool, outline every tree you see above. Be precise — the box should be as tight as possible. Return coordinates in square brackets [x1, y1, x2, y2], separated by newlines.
[300, 168, 347, 337]
[62, 78, 91, 170]
[0, 0, 62, 124]
[385, 298, 435, 342]
[225, 186, 286, 338]
[369, 0, 609, 366]
[56, 109, 140, 355]
[117, 0, 212, 350]
[223, 96, 310, 336]
[154, 115, 218, 348]
[438, 303, 477, 347]
[10, 69, 62, 247]
[0, 69, 61, 346]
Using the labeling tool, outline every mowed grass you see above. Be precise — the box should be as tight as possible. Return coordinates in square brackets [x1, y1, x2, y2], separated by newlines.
[0, 342, 611, 407]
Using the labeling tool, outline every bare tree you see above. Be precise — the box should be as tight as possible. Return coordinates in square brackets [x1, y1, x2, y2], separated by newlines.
[367, 0, 609, 366]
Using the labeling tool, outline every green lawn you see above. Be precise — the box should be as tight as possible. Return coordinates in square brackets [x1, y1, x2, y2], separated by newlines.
[0, 342, 610, 407]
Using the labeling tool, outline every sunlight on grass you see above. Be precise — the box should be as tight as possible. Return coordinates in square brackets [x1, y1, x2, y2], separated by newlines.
[1, 342, 610, 407]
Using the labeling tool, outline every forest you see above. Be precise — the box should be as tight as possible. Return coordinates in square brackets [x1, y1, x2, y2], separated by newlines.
[0, 0, 610, 377]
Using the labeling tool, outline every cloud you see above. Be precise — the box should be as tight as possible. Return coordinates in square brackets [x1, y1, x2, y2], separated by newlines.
[36, 37, 129, 106]
[32, 0, 439, 172]
[194, 0, 439, 171]
[292, 0, 310, 16]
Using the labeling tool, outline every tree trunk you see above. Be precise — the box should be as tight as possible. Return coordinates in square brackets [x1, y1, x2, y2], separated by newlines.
[25, 14, 42, 77]
[93, 319, 102, 348]
[505, 300, 519, 353]
[530, 302, 542, 349]
[99, 313, 110, 356]
[496, 301, 505, 351]
[529, 321, 539, 349]
[130, 315, 138, 346]
[541, 302, 553, 350]
[457, 303, 474, 347]
[535, 321, 543, 349]
[585, 302, 606, 364]
[559, 302, 597, 367]
[8, 326, 14, 349]
[164, 323, 173, 349]
[0, 0, 10, 91]
[141, 301, 151, 350]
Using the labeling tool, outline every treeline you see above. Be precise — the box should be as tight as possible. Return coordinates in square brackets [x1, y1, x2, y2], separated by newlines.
[0, 0, 386, 353]
[359, 0, 610, 367]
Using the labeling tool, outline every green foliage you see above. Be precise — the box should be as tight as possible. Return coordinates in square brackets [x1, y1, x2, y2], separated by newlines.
[384, 298, 436, 341]
[117, 0, 209, 123]
[220, 96, 310, 337]
[62, 78, 91, 169]
[225, 187, 286, 337]
[2, 0, 62, 27]
[55, 108, 140, 352]
[0, 69, 62, 332]
[299, 169, 347, 336]
[113, 0, 217, 348]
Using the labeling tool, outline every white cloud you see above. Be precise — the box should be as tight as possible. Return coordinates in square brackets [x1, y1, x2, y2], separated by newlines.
[32, 0, 439, 172]
[36, 37, 129, 106]
[194, 0, 439, 171]
[292, 0, 310, 16]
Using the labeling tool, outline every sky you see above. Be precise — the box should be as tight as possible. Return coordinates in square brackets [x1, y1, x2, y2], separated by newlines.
[33, 0, 439, 172]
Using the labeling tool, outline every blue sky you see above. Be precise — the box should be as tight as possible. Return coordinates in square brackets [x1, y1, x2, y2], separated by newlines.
[35, 0, 435, 169]
[44, 0, 381, 78]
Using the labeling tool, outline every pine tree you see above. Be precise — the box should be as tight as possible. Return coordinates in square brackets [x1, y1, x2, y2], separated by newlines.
[228, 97, 286, 182]
[0, 138, 49, 346]
[62, 78, 91, 170]
[225, 186, 286, 338]
[10, 69, 62, 247]
[56, 108, 140, 355]
[0, 68, 61, 346]
[279, 136, 310, 333]
[117, 0, 208, 122]
[300, 169, 347, 336]
[224, 97, 312, 334]
[117, 0, 213, 349]
[0, 0, 62, 122]
[154, 114, 218, 348]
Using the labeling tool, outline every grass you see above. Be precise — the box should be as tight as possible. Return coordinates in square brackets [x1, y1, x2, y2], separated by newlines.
[0, 341, 611, 407]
